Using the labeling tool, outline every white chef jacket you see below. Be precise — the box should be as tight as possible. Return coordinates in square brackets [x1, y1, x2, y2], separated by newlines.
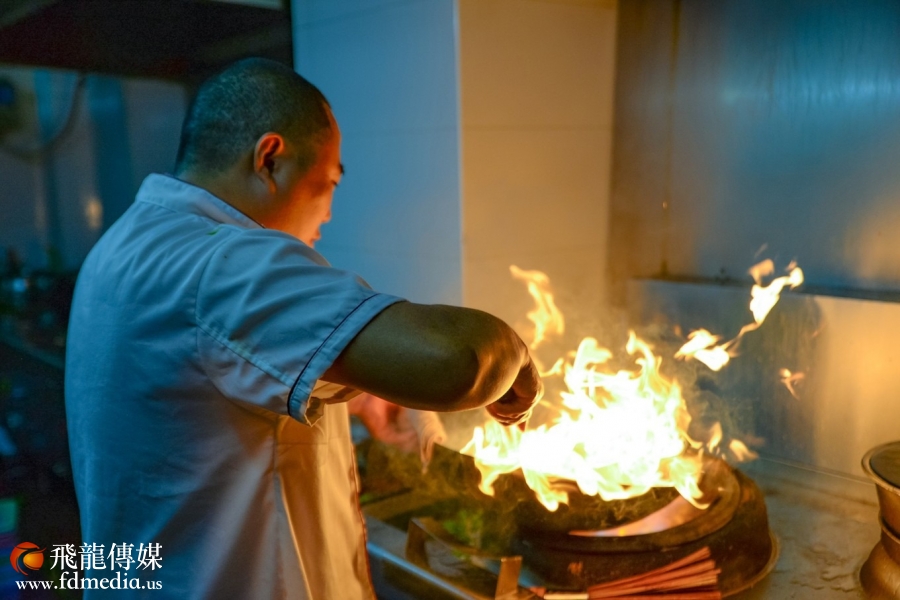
[65, 174, 403, 599]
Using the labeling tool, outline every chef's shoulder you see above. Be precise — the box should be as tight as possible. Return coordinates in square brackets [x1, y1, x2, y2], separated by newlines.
[200, 226, 330, 270]
[194, 225, 376, 323]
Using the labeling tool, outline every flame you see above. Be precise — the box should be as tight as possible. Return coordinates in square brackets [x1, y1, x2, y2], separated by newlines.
[674, 329, 733, 372]
[510, 265, 564, 350]
[462, 331, 707, 511]
[748, 258, 775, 283]
[539, 357, 566, 378]
[779, 368, 805, 399]
[708, 422, 723, 453]
[461, 262, 797, 513]
[677, 259, 804, 370]
[729, 439, 758, 462]
[744, 259, 804, 332]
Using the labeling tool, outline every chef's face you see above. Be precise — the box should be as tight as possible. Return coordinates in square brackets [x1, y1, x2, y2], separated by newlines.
[284, 117, 343, 248]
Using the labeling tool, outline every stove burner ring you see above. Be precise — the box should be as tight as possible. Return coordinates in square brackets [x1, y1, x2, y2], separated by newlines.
[518, 456, 740, 553]
[514, 461, 777, 597]
[569, 495, 711, 538]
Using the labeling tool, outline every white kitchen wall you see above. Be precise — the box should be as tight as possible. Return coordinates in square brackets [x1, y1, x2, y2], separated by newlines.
[458, 0, 617, 331]
[291, 0, 618, 317]
[292, 0, 463, 304]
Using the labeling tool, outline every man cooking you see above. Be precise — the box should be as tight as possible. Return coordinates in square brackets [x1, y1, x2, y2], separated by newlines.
[64, 58, 542, 598]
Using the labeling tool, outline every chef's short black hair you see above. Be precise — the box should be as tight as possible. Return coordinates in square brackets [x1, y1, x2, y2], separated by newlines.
[174, 58, 332, 177]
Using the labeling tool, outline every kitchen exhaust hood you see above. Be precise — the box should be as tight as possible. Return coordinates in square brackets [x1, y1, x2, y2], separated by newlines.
[0, 0, 292, 81]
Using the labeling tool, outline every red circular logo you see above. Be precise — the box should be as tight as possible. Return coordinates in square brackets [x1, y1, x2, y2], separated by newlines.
[10, 542, 44, 576]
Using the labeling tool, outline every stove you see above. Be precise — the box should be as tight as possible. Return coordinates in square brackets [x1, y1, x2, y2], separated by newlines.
[361, 443, 878, 599]
[512, 457, 775, 596]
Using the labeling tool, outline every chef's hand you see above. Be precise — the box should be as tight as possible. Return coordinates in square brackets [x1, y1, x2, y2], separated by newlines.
[486, 356, 543, 428]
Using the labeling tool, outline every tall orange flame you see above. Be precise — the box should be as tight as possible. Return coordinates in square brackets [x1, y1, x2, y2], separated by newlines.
[462, 261, 800, 512]
[462, 332, 706, 510]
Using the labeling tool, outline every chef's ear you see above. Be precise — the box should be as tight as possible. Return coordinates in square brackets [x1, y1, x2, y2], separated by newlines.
[252, 132, 286, 193]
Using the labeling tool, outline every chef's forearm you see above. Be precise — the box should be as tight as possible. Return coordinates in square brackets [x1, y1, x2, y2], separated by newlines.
[321, 301, 533, 412]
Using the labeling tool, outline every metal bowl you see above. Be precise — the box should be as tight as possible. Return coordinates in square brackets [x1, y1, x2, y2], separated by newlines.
[860, 541, 900, 600]
[862, 441, 900, 536]
[861, 517, 900, 600]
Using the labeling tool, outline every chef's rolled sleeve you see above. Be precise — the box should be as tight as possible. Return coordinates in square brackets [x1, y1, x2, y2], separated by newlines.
[194, 228, 403, 424]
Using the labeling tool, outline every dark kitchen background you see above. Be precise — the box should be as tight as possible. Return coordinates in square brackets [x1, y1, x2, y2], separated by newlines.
[2, 0, 899, 598]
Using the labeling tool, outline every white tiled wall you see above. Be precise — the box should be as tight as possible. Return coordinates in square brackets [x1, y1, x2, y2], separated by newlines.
[459, 0, 616, 131]
[458, 0, 618, 328]
[292, 0, 618, 313]
[293, 0, 463, 304]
